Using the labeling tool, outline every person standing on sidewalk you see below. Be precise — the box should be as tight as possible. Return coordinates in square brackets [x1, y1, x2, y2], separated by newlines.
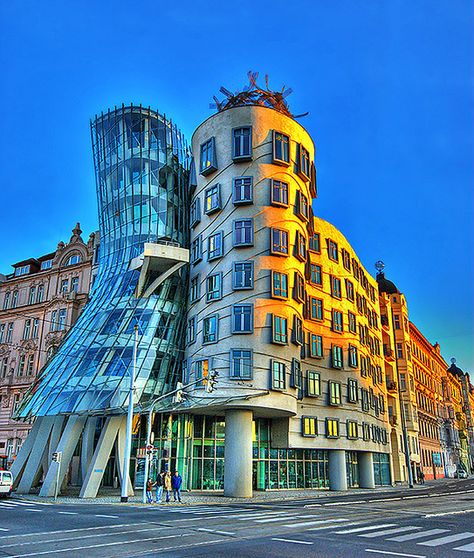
[146, 478, 155, 504]
[155, 472, 164, 503]
[164, 471, 172, 503]
[172, 471, 183, 503]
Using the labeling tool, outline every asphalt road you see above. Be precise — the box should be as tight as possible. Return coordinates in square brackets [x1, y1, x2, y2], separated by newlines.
[0, 478, 474, 558]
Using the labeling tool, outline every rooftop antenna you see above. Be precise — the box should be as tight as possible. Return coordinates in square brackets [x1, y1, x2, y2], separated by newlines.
[375, 260, 385, 273]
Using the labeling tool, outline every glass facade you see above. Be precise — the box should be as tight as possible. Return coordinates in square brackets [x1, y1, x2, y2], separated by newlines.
[15, 106, 189, 418]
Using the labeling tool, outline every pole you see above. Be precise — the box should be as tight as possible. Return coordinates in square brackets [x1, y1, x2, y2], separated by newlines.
[121, 324, 138, 502]
[54, 460, 60, 501]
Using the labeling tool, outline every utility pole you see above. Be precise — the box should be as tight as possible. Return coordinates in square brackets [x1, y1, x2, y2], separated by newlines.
[121, 324, 138, 502]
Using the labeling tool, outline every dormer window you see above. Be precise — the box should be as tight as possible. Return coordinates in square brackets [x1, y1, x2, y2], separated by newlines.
[41, 260, 53, 270]
[14, 265, 30, 277]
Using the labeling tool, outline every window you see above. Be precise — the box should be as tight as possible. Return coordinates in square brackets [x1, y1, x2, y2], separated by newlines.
[3, 292, 10, 310]
[326, 419, 339, 438]
[50, 310, 58, 331]
[200, 137, 217, 175]
[302, 416, 318, 437]
[26, 355, 34, 375]
[293, 272, 305, 303]
[37, 285, 44, 303]
[309, 233, 321, 253]
[310, 264, 322, 286]
[60, 279, 69, 295]
[271, 271, 288, 299]
[342, 249, 351, 271]
[329, 381, 342, 405]
[271, 360, 286, 390]
[290, 358, 302, 389]
[345, 279, 354, 301]
[204, 184, 221, 214]
[347, 420, 358, 439]
[22, 320, 31, 340]
[190, 275, 200, 303]
[208, 231, 224, 261]
[297, 144, 311, 179]
[332, 310, 343, 333]
[309, 297, 324, 321]
[270, 228, 289, 255]
[17, 355, 26, 376]
[232, 262, 253, 289]
[66, 254, 82, 266]
[193, 358, 210, 384]
[28, 287, 36, 305]
[206, 273, 222, 302]
[307, 370, 321, 396]
[187, 317, 196, 344]
[232, 304, 253, 333]
[71, 277, 79, 293]
[203, 315, 218, 344]
[1, 358, 8, 377]
[394, 315, 401, 330]
[233, 177, 253, 204]
[295, 190, 309, 220]
[15, 265, 30, 277]
[0, 324, 4, 343]
[349, 345, 358, 368]
[271, 179, 289, 206]
[6, 323, 13, 343]
[396, 343, 403, 359]
[230, 349, 253, 379]
[11, 291, 18, 308]
[58, 309, 67, 331]
[331, 345, 343, 368]
[190, 197, 201, 227]
[191, 235, 202, 264]
[273, 131, 290, 164]
[40, 259, 53, 270]
[348, 311, 357, 334]
[361, 389, 370, 411]
[32, 318, 39, 339]
[327, 239, 338, 261]
[233, 219, 253, 246]
[330, 276, 342, 298]
[348, 378, 359, 402]
[272, 315, 288, 344]
[292, 316, 303, 345]
[362, 422, 370, 441]
[232, 127, 252, 160]
[309, 334, 323, 358]
[295, 230, 307, 261]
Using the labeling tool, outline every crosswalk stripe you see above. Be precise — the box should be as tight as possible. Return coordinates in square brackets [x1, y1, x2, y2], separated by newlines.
[360, 526, 421, 538]
[237, 512, 285, 521]
[418, 532, 474, 547]
[285, 518, 348, 529]
[454, 541, 474, 552]
[388, 529, 449, 542]
[9, 501, 36, 507]
[0, 502, 16, 508]
[334, 523, 397, 534]
[256, 515, 304, 523]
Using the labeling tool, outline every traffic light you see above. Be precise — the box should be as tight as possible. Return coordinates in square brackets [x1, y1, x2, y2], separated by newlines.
[173, 382, 185, 404]
[206, 370, 219, 393]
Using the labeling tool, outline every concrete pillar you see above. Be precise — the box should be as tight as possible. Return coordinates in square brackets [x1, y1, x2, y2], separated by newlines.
[329, 449, 347, 491]
[81, 417, 98, 482]
[39, 416, 87, 497]
[79, 416, 122, 498]
[16, 416, 56, 494]
[116, 416, 134, 497]
[359, 451, 375, 489]
[10, 417, 43, 483]
[224, 409, 253, 498]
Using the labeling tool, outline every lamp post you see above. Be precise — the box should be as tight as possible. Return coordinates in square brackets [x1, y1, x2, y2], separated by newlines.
[121, 324, 138, 503]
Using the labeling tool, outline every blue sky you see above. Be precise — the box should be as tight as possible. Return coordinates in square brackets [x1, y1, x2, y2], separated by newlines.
[0, 0, 472, 371]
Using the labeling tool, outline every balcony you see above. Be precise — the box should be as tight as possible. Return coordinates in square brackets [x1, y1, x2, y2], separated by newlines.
[384, 345, 395, 361]
[386, 380, 397, 393]
[381, 314, 390, 329]
[389, 415, 398, 426]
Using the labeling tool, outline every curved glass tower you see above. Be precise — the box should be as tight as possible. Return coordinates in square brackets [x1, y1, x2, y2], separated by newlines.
[16, 105, 189, 419]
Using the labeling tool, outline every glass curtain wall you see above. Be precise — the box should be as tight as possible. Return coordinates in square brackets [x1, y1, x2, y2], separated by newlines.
[373, 452, 391, 485]
[15, 106, 189, 419]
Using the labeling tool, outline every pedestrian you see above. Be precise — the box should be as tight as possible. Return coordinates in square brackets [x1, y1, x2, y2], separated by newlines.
[155, 471, 164, 503]
[164, 471, 172, 503]
[420, 470, 425, 485]
[146, 478, 155, 504]
[172, 470, 183, 503]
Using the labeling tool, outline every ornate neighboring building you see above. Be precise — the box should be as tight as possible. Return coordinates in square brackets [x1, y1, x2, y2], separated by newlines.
[0, 224, 95, 467]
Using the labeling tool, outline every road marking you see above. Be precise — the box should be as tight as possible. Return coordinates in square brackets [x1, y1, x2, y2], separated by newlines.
[7, 501, 36, 507]
[0, 528, 9, 532]
[360, 526, 421, 538]
[418, 532, 474, 547]
[272, 538, 313, 545]
[425, 509, 474, 518]
[285, 518, 348, 528]
[304, 503, 323, 508]
[255, 514, 303, 523]
[197, 528, 235, 536]
[0, 502, 16, 507]
[365, 550, 426, 558]
[388, 529, 449, 542]
[94, 514, 119, 518]
[7, 533, 194, 557]
[23, 509, 42, 512]
[238, 512, 285, 521]
[0, 522, 148, 539]
[454, 541, 474, 552]
[57, 512, 78, 515]
[335, 524, 397, 534]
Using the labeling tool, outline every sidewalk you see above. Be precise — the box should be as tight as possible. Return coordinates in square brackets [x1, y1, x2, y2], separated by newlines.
[12, 480, 443, 506]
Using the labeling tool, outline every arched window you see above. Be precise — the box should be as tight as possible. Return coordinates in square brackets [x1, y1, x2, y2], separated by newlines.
[11, 291, 19, 308]
[65, 254, 82, 266]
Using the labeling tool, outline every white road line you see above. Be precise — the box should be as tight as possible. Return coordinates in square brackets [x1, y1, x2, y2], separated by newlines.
[425, 509, 474, 518]
[24, 509, 42, 512]
[360, 526, 421, 538]
[237, 512, 285, 521]
[0, 528, 9, 532]
[272, 538, 313, 545]
[335, 523, 397, 535]
[388, 529, 449, 542]
[285, 518, 349, 528]
[255, 515, 304, 523]
[7, 533, 194, 558]
[454, 541, 474, 552]
[0, 522, 148, 539]
[94, 514, 119, 519]
[418, 532, 474, 547]
[365, 550, 426, 558]
[0, 502, 16, 507]
[197, 528, 235, 536]
[8, 501, 36, 507]
[57, 512, 78, 515]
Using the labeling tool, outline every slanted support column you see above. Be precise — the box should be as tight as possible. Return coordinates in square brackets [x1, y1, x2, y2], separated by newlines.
[116, 417, 134, 497]
[81, 417, 98, 482]
[40, 416, 87, 497]
[359, 451, 375, 489]
[10, 417, 43, 484]
[224, 409, 253, 498]
[329, 449, 347, 491]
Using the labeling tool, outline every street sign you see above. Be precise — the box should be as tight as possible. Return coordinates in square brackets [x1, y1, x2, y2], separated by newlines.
[52, 451, 62, 463]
